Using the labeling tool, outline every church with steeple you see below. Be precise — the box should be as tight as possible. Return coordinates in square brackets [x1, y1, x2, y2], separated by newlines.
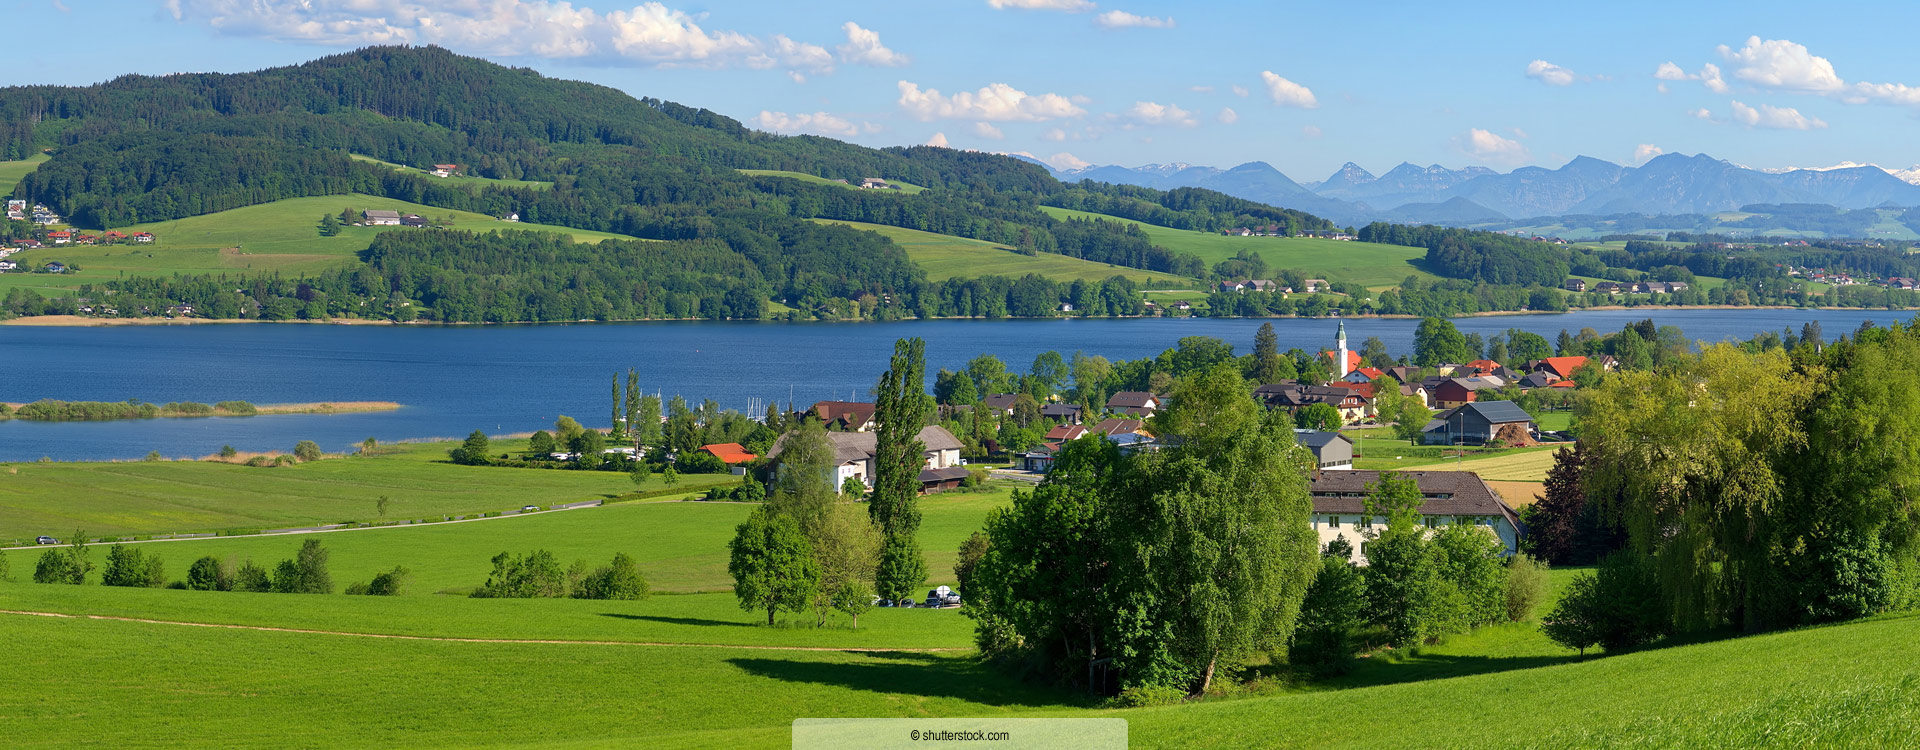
[1321, 322, 1360, 381]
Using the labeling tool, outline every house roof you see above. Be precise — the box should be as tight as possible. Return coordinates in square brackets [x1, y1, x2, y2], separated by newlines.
[1307, 470, 1522, 527]
[1519, 372, 1555, 388]
[1091, 417, 1145, 436]
[1044, 424, 1088, 441]
[811, 401, 876, 426]
[1444, 400, 1534, 425]
[1293, 429, 1353, 449]
[772, 424, 963, 464]
[364, 209, 401, 219]
[1040, 403, 1082, 417]
[700, 443, 758, 463]
[1106, 391, 1159, 409]
[1535, 356, 1589, 379]
[1320, 350, 1364, 370]
[919, 466, 971, 483]
[1467, 359, 1502, 373]
[981, 393, 1021, 410]
[1352, 367, 1385, 381]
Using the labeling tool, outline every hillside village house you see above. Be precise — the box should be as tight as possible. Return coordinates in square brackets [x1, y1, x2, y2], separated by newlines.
[1310, 470, 1526, 564]
[858, 178, 894, 190]
[430, 164, 460, 177]
[770, 425, 965, 493]
[1106, 391, 1162, 417]
[364, 209, 402, 226]
[1421, 400, 1536, 445]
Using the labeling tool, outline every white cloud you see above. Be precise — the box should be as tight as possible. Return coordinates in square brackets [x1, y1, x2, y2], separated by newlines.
[1719, 36, 1844, 93]
[1456, 128, 1531, 165]
[1260, 71, 1318, 108]
[1690, 107, 1714, 120]
[1654, 62, 1689, 81]
[755, 111, 877, 138]
[1700, 63, 1730, 94]
[972, 121, 1005, 139]
[1041, 127, 1067, 141]
[1728, 100, 1826, 130]
[1301, 125, 1322, 138]
[925, 132, 950, 147]
[1127, 101, 1196, 127]
[896, 80, 1085, 121]
[1230, 84, 1250, 98]
[1217, 107, 1238, 124]
[1632, 144, 1664, 165]
[1042, 152, 1091, 171]
[1655, 60, 1729, 93]
[164, 0, 841, 76]
[1525, 59, 1576, 86]
[1189, 85, 1214, 93]
[837, 22, 908, 67]
[1094, 10, 1173, 28]
[987, 0, 1095, 10]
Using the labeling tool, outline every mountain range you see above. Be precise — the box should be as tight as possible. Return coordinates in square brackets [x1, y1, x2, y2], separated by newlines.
[1050, 154, 1920, 228]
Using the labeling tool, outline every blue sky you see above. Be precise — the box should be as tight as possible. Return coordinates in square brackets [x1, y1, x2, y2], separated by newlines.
[16, 0, 1920, 180]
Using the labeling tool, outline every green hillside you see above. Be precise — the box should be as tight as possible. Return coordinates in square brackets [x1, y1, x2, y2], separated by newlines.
[813, 219, 1194, 286]
[0, 194, 633, 295]
[350, 154, 553, 190]
[1041, 206, 1437, 288]
[740, 169, 926, 194]
[0, 153, 47, 194]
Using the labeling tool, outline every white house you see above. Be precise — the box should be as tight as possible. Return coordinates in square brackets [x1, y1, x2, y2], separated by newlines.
[1308, 470, 1525, 564]
[771, 425, 965, 493]
[364, 209, 402, 226]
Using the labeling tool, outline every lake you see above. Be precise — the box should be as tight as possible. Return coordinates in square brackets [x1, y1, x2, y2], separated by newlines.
[0, 308, 1904, 461]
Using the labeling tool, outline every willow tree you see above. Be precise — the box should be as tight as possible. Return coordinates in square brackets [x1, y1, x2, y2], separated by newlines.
[1579, 343, 1815, 631]
[870, 337, 930, 602]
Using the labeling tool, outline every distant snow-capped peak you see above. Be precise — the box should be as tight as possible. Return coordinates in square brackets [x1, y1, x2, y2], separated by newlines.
[1753, 160, 1920, 185]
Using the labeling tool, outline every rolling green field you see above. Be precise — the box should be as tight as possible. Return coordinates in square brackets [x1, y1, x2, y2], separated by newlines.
[812, 219, 1195, 286]
[739, 169, 926, 194]
[0, 153, 49, 194]
[0, 194, 634, 296]
[0, 440, 729, 539]
[351, 154, 554, 190]
[1040, 206, 1438, 289]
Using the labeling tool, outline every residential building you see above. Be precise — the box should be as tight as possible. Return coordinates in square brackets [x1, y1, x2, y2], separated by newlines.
[1564, 278, 1587, 292]
[1529, 356, 1589, 381]
[1421, 401, 1535, 446]
[1302, 278, 1330, 293]
[430, 164, 460, 177]
[1040, 403, 1083, 424]
[858, 178, 893, 190]
[769, 425, 965, 493]
[808, 401, 877, 432]
[1090, 417, 1145, 436]
[980, 393, 1021, 415]
[1106, 391, 1162, 417]
[1431, 376, 1502, 409]
[1294, 429, 1354, 470]
[1344, 366, 1385, 384]
[1309, 470, 1526, 564]
[364, 209, 402, 226]
[132, 232, 155, 243]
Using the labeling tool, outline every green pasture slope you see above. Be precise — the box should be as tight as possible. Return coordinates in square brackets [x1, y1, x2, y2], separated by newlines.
[813, 218, 1195, 287]
[1041, 206, 1437, 289]
[0, 194, 634, 296]
[0, 153, 49, 194]
[738, 168, 927, 194]
[0, 440, 729, 539]
[350, 153, 554, 190]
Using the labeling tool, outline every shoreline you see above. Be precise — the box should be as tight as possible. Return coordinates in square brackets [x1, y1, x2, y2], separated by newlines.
[0, 304, 1904, 328]
[0, 400, 402, 422]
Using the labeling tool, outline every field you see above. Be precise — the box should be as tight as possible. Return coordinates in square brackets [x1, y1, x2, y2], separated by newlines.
[739, 169, 926, 194]
[0, 194, 634, 296]
[812, 219, 1195, 286]
[0, 440, 730, 540]
[1040, 206, 1438, 289]
[0, 153, 49, 194]
[351, 154, 554, 190]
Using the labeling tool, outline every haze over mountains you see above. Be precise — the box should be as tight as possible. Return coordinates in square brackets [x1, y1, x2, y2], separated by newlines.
[1047, 154, 1920, 227]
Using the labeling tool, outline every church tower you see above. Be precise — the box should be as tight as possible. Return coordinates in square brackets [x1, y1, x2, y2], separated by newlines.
[1336, 321, 1350, 379]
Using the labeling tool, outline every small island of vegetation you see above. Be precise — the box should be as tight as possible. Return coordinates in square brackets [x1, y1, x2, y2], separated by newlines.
[0, 399, 400, 422]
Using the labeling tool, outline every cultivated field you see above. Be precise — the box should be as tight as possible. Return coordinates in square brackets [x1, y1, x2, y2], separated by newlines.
[812, 219, 1194, 286]
[0, 194, 635, 296]
[1039, 206, 1438, 288]
[0, 440, 728, 539]
[1437, 447, 1562, 482]
[739, 169, 927, 194]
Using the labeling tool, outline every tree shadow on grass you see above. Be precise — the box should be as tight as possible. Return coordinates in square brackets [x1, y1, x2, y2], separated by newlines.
[1318, 652, 1580, 691]
[599, 613, 757, 628]
[728, 655, 1095, 708]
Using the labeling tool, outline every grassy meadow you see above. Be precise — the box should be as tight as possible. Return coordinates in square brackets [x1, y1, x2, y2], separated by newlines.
[0, 153, 49, 194]
[0, 194, 634, 296]
[739, 168, 927, 194]
[350, 154, 554, 190]
[0, 440, 730, 540]
[1040, 206, 1437, 289]
[812, 219, 1192, 286]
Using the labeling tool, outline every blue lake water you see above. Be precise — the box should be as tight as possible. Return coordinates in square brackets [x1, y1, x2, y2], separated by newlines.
[0, 308, 1900, 461]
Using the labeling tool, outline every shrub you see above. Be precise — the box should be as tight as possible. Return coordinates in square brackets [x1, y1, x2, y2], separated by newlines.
[0, 550, 9, 582]
[244, 455, 273, 467]
[269, 539, 333, 594]
[1112, 684, 1187, 708]
[448, 430, 491, 465]
[293, 440, 322, 462]
[1290, 555, 1364, 675]
[273, 455, 296, 467]
[33, 549, 78, 584]
[101, 544, 166, 588]
[1542, 551, 1667, 655]
[1431, 523, 1509, 628]
[1505, 554, 1550, 621]
[343, 581, 371, 595]
[186, 555, 230, 591]
[143, 450, 163, 462]
[215, 401, 258, 415]
[232, 559, 272, 592]
[576, 553, 649, 600]
[472, 550, 570, 598]
[675, 450, 728, 474]
[218, 445, 238, 459]
[705, 476, 766, 502]
[367, 566, 411, 596]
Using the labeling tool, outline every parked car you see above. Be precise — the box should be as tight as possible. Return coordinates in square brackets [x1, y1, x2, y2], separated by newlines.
[925, 585, 957, 608]
[521, 505, 540, 512]
[35, 535, 58, 545]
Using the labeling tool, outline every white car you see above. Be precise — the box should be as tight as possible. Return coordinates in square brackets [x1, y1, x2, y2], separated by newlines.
[520, 505, 540, 512]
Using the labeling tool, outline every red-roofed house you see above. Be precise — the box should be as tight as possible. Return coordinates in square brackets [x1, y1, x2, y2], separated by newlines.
[47, 230, 71, 244]
[132, 232, 155, 243]
[1344, 366, 1386, 384]
[1043, 424, 1088, 442]
[1532, 356, 1589, 380]
[1466, 359, 1502, 375]
[700, 443, 759, 464]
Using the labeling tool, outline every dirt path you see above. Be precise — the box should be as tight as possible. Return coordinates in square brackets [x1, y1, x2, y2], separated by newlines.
[0, 609, 967, 653]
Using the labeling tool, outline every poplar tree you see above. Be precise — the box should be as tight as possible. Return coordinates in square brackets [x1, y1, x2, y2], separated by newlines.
[871, 337, 930, 601]
[625, 369, 640, 443]
[610, 375, 623, 439]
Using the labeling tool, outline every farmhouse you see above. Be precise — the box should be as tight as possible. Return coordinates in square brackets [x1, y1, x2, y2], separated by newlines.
[430, 164, 460, 177]
[1301, 279, 1330, 293]
[858, 178, 894, 190]
[1421, 400, 1535, 446]
[770, 425, 965, 493]
[47, 230, 71, 244]
[1309, 470, 1526, 564]
[1294, 429, 1354, 470]
[132, 232, 154, 243]
[363, 209, 402, 226]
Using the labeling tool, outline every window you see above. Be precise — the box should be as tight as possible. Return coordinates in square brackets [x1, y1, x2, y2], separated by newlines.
[1329, 516, 1340, 529]
[1358, 516, 1373, 529]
